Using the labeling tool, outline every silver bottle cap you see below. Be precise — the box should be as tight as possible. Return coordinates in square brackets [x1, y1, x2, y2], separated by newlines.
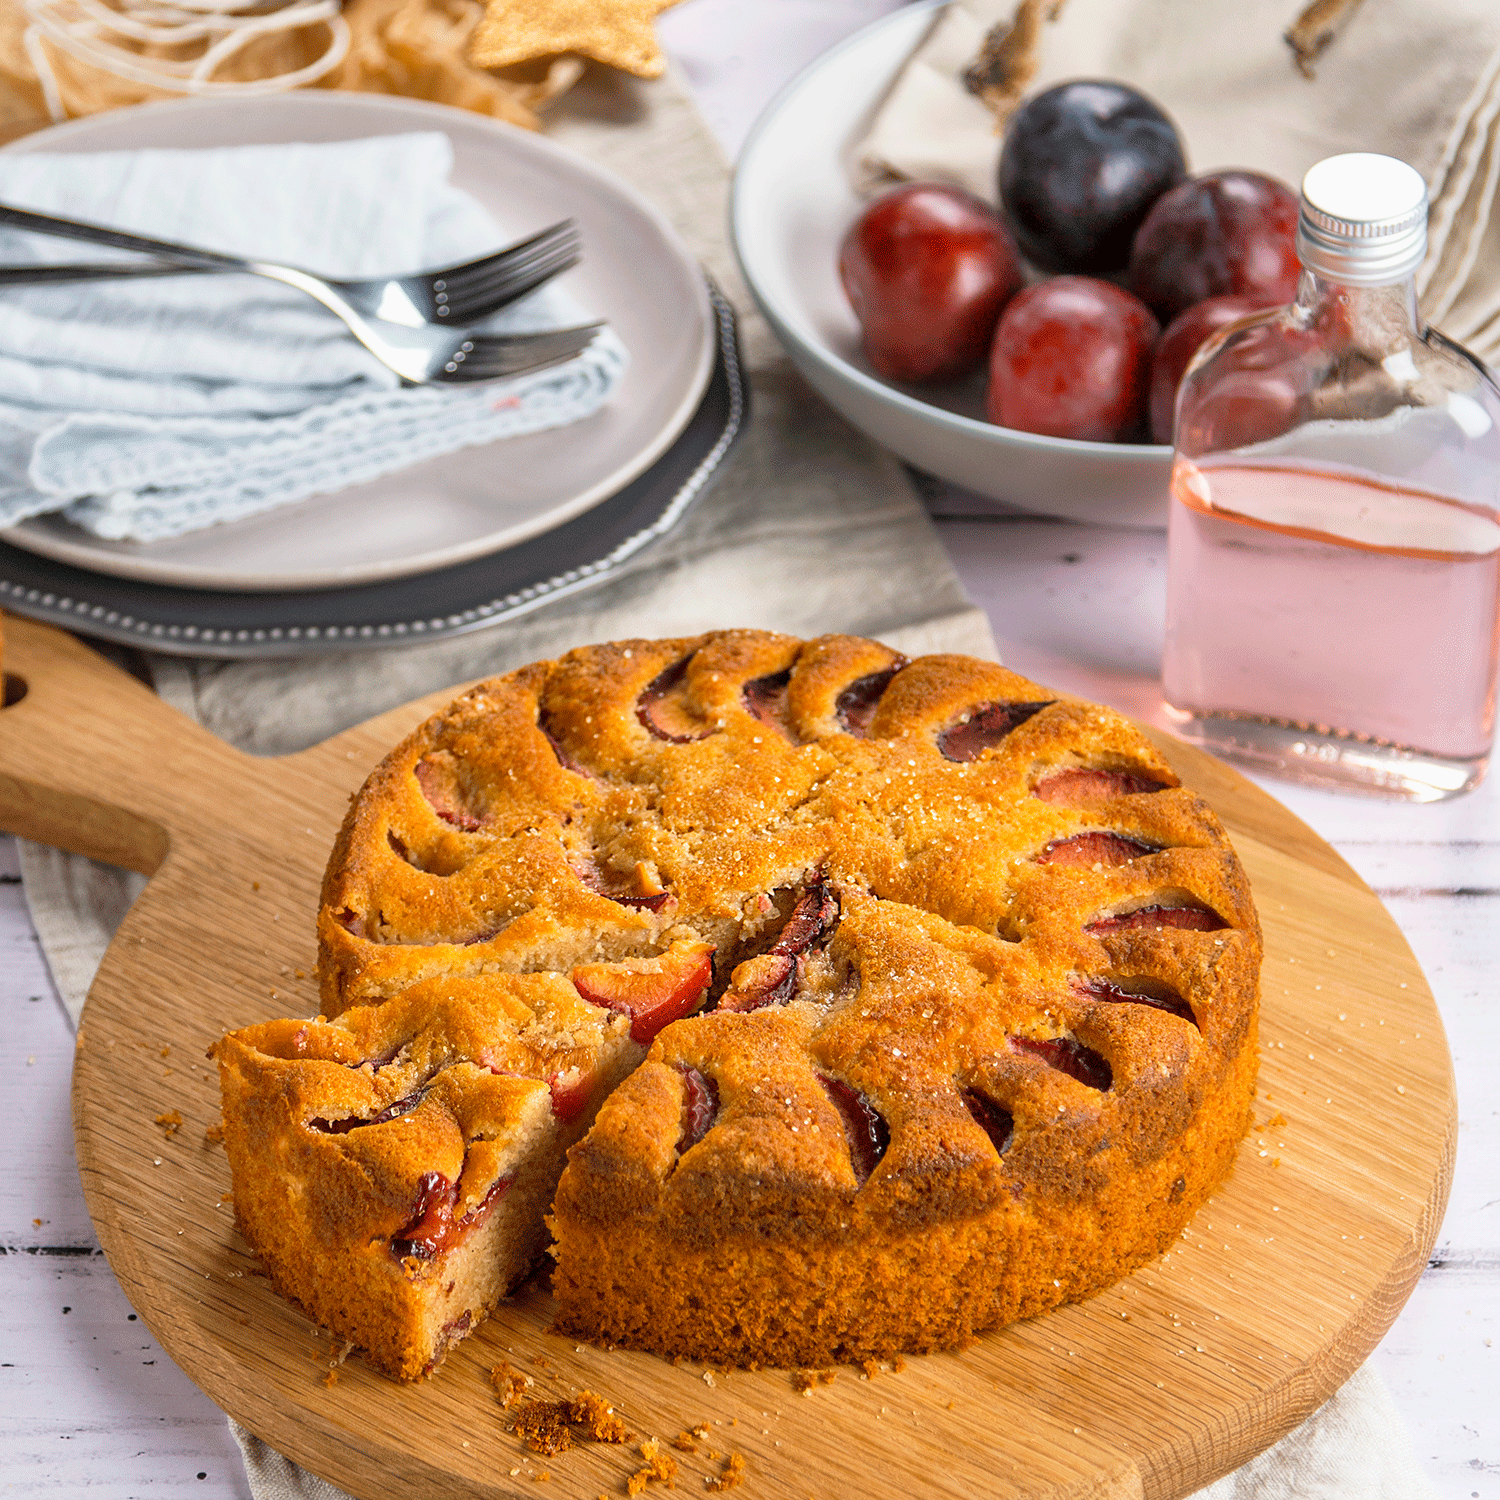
[1296, 153, 1428, 285]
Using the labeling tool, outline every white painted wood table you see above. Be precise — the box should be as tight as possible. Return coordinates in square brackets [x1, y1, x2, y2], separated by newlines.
[1, 2, 1496, 1495]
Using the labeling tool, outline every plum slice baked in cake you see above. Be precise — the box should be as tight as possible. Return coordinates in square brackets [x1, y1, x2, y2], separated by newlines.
[214, 631, 1260, 1379]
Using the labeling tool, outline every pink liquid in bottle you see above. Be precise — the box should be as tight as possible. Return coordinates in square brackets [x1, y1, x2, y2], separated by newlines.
[1163, 460, 1500, 796]
[1160, 157, 1500, 798]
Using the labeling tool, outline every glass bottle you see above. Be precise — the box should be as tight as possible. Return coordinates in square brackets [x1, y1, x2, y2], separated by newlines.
[1160, 153, 1500, 801]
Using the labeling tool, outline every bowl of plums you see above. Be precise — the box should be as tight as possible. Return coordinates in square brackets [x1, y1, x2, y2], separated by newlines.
[731, 3, 1302, 528]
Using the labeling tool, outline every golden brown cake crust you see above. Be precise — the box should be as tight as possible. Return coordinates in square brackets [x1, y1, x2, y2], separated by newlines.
[223, 631, 1260, 1375]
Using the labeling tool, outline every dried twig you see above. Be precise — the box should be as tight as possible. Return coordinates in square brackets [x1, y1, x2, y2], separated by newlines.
[1284, 0, 1368, 78]
[963, 0, 1067, 126]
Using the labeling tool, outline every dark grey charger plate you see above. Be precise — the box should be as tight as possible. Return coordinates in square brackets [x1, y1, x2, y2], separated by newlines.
[0, 290, 743, 660]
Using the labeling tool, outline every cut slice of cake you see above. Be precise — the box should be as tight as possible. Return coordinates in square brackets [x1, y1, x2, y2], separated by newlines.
[213, 970, 647, 1379]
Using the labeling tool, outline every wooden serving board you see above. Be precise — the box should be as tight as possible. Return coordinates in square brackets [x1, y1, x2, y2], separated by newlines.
[0, 614, 1455, 1500]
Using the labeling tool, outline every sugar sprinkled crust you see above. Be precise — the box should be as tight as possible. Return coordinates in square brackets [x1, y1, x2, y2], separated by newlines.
[215, 631, 1260, 1378]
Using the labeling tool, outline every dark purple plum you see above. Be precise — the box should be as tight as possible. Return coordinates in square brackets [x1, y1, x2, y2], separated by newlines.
[1148, 294, 1269, 444]
[1129, 170, 1301, 322]
[986, 277, 1159, 442]
[999, 80, 1187, 274]
[839, 184, 1023, 383]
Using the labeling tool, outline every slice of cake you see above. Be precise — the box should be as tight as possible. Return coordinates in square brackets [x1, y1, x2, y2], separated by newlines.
[213, 971, 645, 1379]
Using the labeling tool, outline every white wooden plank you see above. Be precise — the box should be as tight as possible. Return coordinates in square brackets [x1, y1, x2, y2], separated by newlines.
[0, 1252, 248, 1497]
[0, 853, 96, 1246]
[1, 838, 245, 1496]
[928, 516, 1172, 719]
[1372, 1271, 1500, 1500]
[1377, 890, 1500, 1245]
[1336, 844, 1500, 894]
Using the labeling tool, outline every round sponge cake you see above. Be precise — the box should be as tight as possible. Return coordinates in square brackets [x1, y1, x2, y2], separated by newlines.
[217, 631, 1259, 1377]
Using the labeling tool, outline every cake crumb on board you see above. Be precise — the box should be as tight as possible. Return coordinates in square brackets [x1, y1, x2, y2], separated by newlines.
[318, 1340, 354, 1387]
[510, 1390, 634, 1456]
[567, 1392, 631, 1443]
[154, 1110, 183, 1139]
[490, 1361, 533, 1410]
[513, 1401, 573, 1457]
[627, 1439, 679, 1494]
[705, 1453, 745, 1492]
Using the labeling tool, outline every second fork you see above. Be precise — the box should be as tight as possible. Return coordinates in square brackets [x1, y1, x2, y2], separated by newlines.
[0, 204, 580, 328]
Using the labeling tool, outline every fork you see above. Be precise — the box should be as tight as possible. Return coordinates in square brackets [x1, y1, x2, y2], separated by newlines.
[0, 203, 601, 386]
[0, 229, 582, 325]
[0, 204, 581, 327]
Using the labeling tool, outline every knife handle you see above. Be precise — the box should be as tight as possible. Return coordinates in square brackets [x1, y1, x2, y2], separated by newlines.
[0, 201, 244, 269]
[0, 262, 204, 285]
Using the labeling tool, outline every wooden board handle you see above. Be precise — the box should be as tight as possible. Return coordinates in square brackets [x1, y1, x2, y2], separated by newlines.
[0, 612, 247, 873]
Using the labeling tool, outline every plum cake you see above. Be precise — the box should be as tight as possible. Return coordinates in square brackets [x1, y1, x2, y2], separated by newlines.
[214, 630, 1260, 1379]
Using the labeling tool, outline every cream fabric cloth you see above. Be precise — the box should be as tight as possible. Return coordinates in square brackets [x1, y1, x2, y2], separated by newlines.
[17, 61, 1436, 1500]
[857, 0, 1500, 360]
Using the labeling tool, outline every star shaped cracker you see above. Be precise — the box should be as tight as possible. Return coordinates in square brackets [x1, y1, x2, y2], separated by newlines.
[470, 0, 681, 79]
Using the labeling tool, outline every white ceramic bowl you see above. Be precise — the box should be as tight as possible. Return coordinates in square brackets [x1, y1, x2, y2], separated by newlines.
[731, 1, 1172, 530]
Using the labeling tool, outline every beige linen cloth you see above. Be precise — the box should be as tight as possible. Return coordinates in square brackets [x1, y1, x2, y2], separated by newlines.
[859, 0, 1500, 361]
[19, 65, 1436, 1500]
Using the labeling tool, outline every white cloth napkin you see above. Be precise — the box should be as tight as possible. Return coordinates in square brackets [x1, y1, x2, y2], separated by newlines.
[0, 133, 627, 541]
[855, 0, 1500, 362]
